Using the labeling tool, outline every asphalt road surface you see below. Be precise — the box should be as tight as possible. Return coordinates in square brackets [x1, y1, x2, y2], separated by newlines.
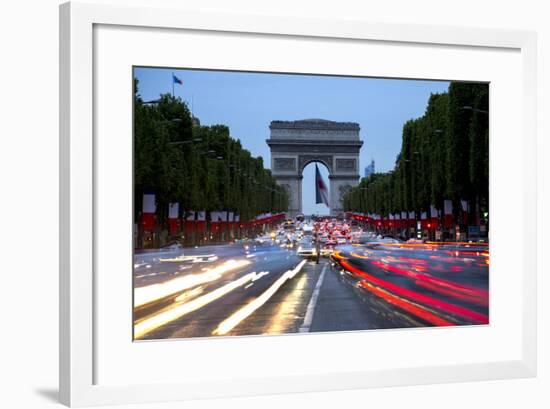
[133, 240, 489, 340]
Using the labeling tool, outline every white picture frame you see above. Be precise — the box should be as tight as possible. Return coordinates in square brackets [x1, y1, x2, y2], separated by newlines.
[59, 1, 537, 407]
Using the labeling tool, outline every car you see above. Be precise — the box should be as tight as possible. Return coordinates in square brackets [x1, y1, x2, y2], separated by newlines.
[254, 234, 272, 244]
[351, 234, 374, 244]
[283, 220, 296, 232]
[406, 238, 426, 244]
[302, 224, 314, 237]
[161, 242, 182, 250]
[296, 238, 318, 259]
[320, 246, 334, 257]
[380, 235, 402, 244]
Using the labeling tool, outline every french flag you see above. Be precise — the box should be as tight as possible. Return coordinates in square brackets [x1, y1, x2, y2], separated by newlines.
[315, 164, 329, 206]
[140, 193, 156, 231]
[168, 202, 179, 234]
[172, 74, 183, 85]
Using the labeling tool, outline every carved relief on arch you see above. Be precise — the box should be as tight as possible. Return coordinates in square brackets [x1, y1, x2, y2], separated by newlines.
[336, 158, 356, 171]
[273, 157, 296, 171]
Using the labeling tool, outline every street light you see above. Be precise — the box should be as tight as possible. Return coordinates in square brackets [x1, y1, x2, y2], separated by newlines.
[404, 152, 420, 163]
[168, 138, 202, 146]
[461, 105, 488, 114]
[160, 118, 183, 124]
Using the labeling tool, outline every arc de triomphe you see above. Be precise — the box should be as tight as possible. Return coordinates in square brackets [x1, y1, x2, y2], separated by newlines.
[266, 119, 363, 218]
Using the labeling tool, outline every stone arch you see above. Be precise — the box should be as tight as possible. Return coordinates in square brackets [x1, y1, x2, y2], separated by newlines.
[266, 119, 363, 217]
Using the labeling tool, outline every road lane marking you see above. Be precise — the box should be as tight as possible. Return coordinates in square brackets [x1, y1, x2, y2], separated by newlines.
[265, 273, 309, 334]
[212, 260, 307, 336]
[299, 263, 327, 333]
[252, 271, 269, 281]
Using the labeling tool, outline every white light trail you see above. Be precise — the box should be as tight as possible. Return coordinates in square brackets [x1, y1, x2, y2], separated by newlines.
[134, 271, 257, 339]
[212, 260, 307, 336]
[134, 259, 250, 307]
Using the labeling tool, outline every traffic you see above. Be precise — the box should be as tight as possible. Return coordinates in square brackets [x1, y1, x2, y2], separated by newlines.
[133, 214, 489, 340]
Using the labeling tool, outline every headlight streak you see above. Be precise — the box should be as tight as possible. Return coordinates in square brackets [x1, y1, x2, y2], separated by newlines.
[134, 259, 251, 308]
[134, 271, 257, 339]
[174, 286, 204, 303]
[212, 260, 308, 336]
[158, 254, 216, 263]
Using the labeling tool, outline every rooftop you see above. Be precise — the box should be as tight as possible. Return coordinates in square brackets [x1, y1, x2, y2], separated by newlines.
[270, 119, 360, 131]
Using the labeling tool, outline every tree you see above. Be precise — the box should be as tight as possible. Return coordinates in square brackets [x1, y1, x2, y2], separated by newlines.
[133, 80, 289, 230]
[343, 82, 489, 236]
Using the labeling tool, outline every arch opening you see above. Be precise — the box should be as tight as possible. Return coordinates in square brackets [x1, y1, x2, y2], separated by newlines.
[301, 161, 331, 217]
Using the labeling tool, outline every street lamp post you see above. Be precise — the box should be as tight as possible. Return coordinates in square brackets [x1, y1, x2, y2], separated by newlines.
[461, 105, 488, 114]
[167, 138, 202, 146]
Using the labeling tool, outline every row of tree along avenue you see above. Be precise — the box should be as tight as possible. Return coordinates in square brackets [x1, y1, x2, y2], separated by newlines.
[343, 82, 489, 242]
[134, 79, 289, 248]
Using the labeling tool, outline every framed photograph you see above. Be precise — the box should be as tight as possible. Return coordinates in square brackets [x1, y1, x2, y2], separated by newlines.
[60, 1, 537, 406]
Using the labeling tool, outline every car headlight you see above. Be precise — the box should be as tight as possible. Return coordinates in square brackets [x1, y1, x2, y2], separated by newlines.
[297, 247, 303, 252]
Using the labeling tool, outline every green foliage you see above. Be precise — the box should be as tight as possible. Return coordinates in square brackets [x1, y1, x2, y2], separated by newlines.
[134, 84, 288, 223]
[343, 82, 489, 222]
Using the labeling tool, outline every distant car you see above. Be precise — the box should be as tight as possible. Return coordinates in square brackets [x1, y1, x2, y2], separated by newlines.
[336, 236, 347, 245]
[406, 238, 426, 244]
[351, 234, 374, 244]
[320, 246, 334, 257]
[161, 242, 182, 250]
[379, 237, 401, 244]
[283, 221, 296, 233]
[361, 236, 402, 247]
[296, 238, 317, 258]
[302, 224, 314, 237]
[254, 235, 272, 244]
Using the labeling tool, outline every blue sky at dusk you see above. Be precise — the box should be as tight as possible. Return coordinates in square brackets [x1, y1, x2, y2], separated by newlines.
[134, 67, 449, 215]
